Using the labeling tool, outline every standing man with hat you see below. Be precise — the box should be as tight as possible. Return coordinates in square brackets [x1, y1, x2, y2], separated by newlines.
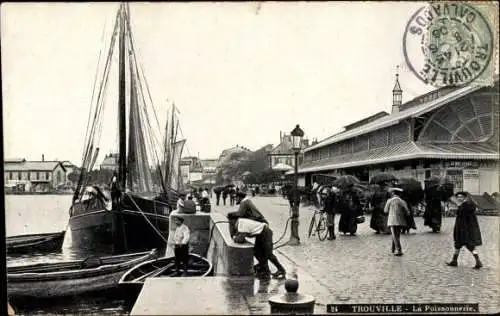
[446, 191, 483, 269]
[384, 187, 409, 256]
[227, 190, 286, 280]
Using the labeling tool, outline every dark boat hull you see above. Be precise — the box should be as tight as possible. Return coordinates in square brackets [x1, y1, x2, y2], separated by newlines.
[69, 210, 170, 252]
[8, 249, 158, 299]
[69, 194, 170, 252]
[6, 231, 65, 255]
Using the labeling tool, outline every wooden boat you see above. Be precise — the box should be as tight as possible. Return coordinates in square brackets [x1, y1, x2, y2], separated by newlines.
[119, 253, 213, 299]
[6, 231, 65, 255]
[7, 249, 157, 299]
[68, 3, 187, 253]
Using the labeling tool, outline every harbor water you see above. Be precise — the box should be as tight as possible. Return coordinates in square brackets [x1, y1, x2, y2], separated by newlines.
[5, 194, 131, 315]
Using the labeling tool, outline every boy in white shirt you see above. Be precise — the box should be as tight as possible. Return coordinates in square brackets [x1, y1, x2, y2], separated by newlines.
[172, 216, 191, 275]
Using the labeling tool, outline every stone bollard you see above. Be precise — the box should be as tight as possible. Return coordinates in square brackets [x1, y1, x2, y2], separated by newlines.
[268, 279, 315, 315]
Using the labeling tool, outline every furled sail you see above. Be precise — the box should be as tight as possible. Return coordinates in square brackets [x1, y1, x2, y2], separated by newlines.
[168, 139, 186, 191]
[127, 68, 153, 193]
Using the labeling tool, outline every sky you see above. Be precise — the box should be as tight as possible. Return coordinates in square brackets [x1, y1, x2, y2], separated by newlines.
[2, 2, 442, 166]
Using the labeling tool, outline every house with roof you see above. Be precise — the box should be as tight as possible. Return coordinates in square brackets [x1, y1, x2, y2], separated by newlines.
[61, 161, 78, 182]
[292, 74, 499, 196]
[269, 132, 310, 171]
[100, 153, 119, 171]
[4, 157, 67, 192]
[178, 156, 207, 185]
[199, 159, 218, 185]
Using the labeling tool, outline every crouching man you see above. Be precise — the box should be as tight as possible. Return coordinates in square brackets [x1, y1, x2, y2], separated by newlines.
[228, 191, 286, 280]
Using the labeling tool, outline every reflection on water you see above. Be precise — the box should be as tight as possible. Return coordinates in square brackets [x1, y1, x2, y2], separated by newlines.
[5, 195, 130, 315]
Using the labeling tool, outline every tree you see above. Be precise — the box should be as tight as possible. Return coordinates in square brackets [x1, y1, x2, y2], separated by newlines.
[67, 170, 81, 184]
[215, 170, 224, 185]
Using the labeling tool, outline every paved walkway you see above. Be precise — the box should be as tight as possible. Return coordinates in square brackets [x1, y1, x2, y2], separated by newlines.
[213, 196, 500, 314]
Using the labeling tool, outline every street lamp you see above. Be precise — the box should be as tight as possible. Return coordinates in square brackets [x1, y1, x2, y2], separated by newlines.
[289, 124, 304, 245]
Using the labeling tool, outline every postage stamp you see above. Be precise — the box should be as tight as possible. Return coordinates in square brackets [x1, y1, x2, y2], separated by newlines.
[403, 2, 498, 88]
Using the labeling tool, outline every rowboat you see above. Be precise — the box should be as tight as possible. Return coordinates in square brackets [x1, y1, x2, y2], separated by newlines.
[7, 249, 158, 299]
[6, 231, 66, 255]
[119, 253, 212, 300]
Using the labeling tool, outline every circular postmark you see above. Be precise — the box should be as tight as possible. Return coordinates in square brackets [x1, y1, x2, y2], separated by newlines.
[403, 3, 493, 87]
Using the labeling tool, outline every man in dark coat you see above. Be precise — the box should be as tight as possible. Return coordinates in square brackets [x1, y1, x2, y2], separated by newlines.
[214, 187, 222, 206]
[446, 191, 483, 269]
[227, 191, 286, 279]
[229, 187, 236, 206]
[222, 188, 228, 206]
[181, 195, 197, 214]
[323, 187, 339, 240]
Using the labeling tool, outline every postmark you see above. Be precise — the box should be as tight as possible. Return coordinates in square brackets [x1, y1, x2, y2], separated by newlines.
[403, 2, 496, 87]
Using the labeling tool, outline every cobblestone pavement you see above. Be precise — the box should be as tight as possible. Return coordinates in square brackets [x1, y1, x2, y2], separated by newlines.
[213, 196, 500, 314]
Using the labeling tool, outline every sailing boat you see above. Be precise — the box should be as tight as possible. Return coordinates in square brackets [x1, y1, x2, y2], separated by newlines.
[163, 104, 187, 195]
[68, 3, 184, 253]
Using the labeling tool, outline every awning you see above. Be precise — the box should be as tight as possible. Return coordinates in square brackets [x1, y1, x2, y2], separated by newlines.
[291, 141, 499, 174]
[272, 163, 293, 171]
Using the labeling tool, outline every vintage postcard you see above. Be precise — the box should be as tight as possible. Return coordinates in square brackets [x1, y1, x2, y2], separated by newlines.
[2, 1, 499, 315]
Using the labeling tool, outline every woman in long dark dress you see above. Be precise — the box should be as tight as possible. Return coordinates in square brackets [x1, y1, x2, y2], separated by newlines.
[369, 185, 390, 234]
[424, 185, 443, 233]
[338, 189, 361, 236]
[446, 191, 483, 269]
[400, 190, 418, 234]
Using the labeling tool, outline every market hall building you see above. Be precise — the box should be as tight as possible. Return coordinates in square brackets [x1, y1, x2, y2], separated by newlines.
[295, 75, 499, 196]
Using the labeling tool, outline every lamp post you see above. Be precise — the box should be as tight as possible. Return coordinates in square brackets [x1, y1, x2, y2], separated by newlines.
[289, 124, 304, 246]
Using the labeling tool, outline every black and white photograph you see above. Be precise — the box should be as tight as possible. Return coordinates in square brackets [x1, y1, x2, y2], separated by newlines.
[1, 1, 499, 315]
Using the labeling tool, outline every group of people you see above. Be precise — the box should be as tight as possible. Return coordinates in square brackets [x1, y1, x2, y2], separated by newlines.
[177, 187, 211, 214]
[169, 179, 484, 278]
[311, 183, 365, 240]
[214, 186, 240, 206]
[171, 188, 286, 280]
[311, 182, 484, 268]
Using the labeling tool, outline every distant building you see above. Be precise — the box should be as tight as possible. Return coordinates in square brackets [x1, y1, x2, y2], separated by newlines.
[200, 159, 218, 185]
[61, 161, 78, 182]
[4, 157, 67, 192]
[100, 153, 119, 171]
[269, 132, 309, 170]
[180, 156, 203, 185]
[201, 159, 218, 174]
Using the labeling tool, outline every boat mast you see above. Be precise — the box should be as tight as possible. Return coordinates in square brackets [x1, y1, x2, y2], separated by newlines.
[163, 106, 170, 187]
[118, 4, 127, 190]
[171, 103, 175, 147]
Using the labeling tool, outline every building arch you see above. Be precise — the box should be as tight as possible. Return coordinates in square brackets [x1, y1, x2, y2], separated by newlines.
[418, 92, 499, 143]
